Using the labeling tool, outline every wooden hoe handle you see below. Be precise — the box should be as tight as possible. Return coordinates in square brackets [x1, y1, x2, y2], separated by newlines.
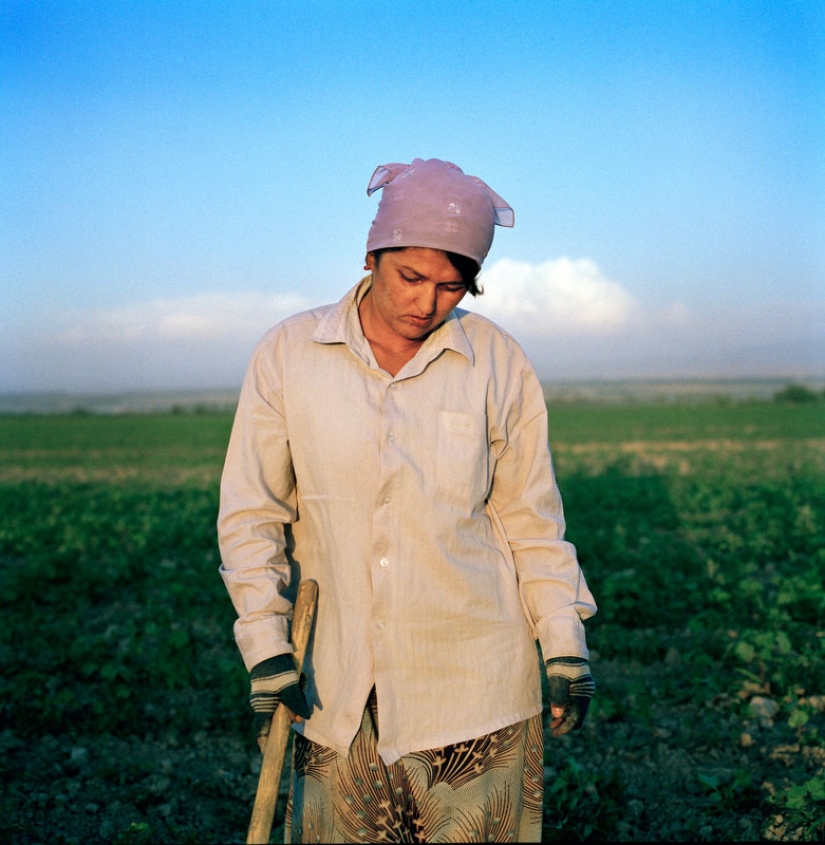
[246, 579, 319, 845]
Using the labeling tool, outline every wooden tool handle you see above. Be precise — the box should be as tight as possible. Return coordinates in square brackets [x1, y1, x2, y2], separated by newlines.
[246, 579, 318, 845]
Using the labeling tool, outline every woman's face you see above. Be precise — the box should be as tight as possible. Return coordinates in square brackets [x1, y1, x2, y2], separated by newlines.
[364, 247, 468, 343]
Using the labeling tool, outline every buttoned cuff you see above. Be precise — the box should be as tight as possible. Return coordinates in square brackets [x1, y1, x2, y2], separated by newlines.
[536, 614, 590, 663]
[233, 614, 293, 672]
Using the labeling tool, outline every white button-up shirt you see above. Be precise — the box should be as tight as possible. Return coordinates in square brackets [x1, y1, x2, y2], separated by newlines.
[218, 277, 596, 764]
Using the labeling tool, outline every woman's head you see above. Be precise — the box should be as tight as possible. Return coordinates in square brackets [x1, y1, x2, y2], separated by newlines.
[365, 158, 513, 273]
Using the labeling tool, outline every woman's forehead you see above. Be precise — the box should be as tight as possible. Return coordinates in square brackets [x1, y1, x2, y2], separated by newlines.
[382, 248, 459, 275]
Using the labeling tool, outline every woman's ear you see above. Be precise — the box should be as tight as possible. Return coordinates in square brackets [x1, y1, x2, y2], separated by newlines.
[364, 252, 375, 272]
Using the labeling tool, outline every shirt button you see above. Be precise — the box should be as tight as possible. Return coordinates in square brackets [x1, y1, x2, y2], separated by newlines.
[379, 558, 389, 567]
[383, 495, 391, 504]
[378, 621, 386, 630]
[388, 434, 394, 443]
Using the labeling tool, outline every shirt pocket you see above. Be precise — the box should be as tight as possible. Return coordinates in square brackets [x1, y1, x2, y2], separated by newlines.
[435, 411, 489, 506]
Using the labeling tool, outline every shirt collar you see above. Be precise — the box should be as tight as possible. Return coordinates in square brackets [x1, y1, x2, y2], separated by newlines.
[313, 276, 475, 369]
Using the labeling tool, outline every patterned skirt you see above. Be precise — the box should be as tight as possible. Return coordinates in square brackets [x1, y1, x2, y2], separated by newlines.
[285, 688, 544, 843]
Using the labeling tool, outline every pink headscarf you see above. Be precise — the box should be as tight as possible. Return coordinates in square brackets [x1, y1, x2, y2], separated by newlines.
[365, 158, 514, 266]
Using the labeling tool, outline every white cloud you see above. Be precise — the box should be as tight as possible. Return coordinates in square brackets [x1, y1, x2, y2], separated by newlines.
[53, 292, 312, 345]
[465, 258, 823, 381]
[3, 291, 316, 392]
[2, 261, 822, 392]
[470, 257, 638, 334]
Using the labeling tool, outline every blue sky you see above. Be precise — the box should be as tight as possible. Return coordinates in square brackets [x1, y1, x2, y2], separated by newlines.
[2, 0, 823, 392]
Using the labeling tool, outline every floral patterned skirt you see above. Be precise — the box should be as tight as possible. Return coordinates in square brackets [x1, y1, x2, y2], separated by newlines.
[285, 688, 543, 843]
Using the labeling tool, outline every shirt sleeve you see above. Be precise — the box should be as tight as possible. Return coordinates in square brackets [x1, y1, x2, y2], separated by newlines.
[217, 329, 298, 671]
[487, 351, 597, 662]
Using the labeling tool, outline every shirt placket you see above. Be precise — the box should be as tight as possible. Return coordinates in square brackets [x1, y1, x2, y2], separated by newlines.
[370, 376, 403, 714]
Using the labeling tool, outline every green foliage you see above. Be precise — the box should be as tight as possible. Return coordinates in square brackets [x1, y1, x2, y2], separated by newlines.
[1, 403, 823, 843]
[0, 479, 247, 739]
[544, 755, 623, 841]
[0, 414, 242, 747]
[770, 774, 825, 841]
[557, 430, 825, 701]
[112, 822, 153, 845]
[696, 769, 760, 814]
[547, 399, 825, 445]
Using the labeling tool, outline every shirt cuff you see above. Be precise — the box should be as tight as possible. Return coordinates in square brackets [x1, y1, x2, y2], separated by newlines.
[536, 613, 590, 663]
[233, 614, 293, 672]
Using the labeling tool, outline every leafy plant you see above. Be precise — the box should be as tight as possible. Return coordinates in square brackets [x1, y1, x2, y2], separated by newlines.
[767, 774, 825, 841]
[544, 756, 623, 841]
[696, 768, 760, 814]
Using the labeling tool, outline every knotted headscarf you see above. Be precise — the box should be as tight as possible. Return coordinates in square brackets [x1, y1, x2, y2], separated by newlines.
[366, 158, 514, 266]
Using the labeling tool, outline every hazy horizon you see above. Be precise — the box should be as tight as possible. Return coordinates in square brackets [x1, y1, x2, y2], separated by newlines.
[3, 375, 823, 419]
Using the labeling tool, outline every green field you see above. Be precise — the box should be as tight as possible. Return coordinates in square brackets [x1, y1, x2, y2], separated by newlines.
[1, 401, 823, 843]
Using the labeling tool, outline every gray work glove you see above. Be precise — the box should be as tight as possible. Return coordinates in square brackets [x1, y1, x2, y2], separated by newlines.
[545, 656, 595, 737]
[249, 653, 311, 747]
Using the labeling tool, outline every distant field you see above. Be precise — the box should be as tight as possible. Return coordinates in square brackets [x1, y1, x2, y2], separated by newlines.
[548, 401, 825, 444]
[0, 389, 241, 416]
[543, 376, 825, 405]
[1, 402, 823, 842]
[1, 376, 823, 414]
[0, 412, 233, 484]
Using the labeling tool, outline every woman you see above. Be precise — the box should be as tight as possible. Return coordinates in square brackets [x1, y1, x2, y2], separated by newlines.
[218, 158, 597, 843]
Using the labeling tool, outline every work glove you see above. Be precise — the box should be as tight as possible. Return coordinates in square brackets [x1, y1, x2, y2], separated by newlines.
[249, 653, 312, 748]
[545, 656, 595, 738]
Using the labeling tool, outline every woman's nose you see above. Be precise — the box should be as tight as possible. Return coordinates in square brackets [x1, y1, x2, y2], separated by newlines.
[416, 285, 437, 315]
